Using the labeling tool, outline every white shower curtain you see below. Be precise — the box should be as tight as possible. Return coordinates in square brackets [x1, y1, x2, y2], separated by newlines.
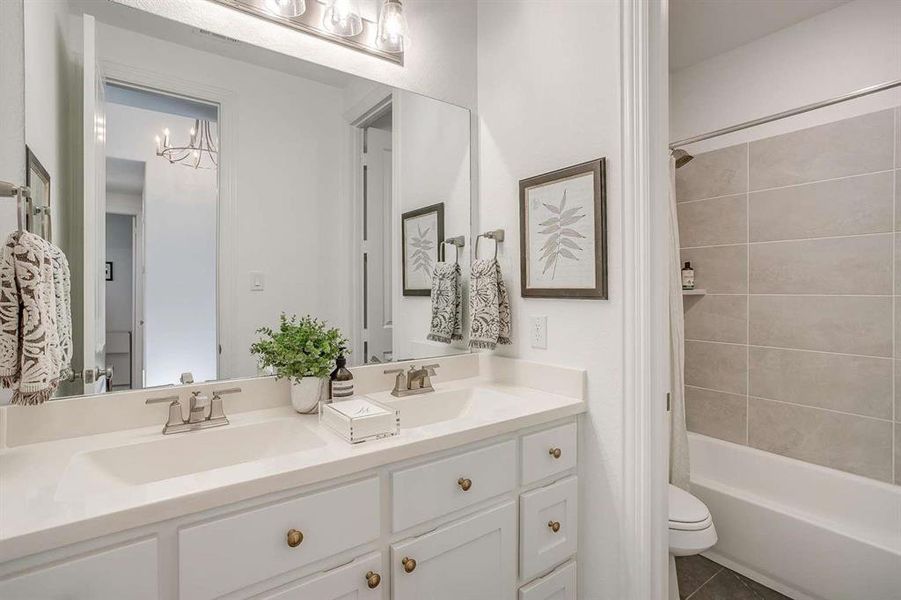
[668, 157, 691, 490]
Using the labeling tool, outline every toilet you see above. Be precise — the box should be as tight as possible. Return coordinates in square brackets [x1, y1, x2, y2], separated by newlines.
[668, 484, 717, 600]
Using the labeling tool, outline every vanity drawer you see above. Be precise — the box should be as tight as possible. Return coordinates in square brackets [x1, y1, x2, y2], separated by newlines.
[255, 552, 383, 599]
[520, 476, 578, 581]
[521, 422, 577, 486]
[179, 477, 380, 600]
[392, 440, 516, 531]
[519, 560, 577, 600]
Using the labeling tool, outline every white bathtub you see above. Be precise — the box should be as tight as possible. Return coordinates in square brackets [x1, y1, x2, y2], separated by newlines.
[688, 433, 901, 600]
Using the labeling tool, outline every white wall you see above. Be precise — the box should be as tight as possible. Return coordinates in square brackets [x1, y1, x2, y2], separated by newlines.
[23, 0, 70, 254]
[105, 103, 218, 386]
[393, 90, 471, 361]
[671, 0, 901, 152]
[111, 0, 478, 111]
[477, 2, 624, 598]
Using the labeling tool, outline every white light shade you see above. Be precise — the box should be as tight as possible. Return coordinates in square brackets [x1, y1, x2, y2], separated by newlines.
[376, 0, 408, 54]
[323, 0, 363, 37]
[264, 0, 306, 18]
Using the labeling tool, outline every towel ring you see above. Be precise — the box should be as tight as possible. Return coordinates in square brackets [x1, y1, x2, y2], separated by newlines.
[441, 236, 465, 265]
[475, 229, 505, 260]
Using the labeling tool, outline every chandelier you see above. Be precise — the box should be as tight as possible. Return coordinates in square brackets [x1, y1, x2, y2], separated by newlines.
[155, 119, 219, 170]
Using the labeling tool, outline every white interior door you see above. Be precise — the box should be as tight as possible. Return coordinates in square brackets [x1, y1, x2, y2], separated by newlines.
[363, 126, 392, 363]
[81, 14, 107, 394]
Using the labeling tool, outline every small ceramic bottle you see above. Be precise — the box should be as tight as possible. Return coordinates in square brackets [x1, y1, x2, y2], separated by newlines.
[330, 355, 354, 400]
[681, 262, 695, 290]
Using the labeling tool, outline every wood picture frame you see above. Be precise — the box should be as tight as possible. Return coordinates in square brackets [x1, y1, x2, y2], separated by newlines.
[519, 158, 607, 299]
[401, 202, 444, 296]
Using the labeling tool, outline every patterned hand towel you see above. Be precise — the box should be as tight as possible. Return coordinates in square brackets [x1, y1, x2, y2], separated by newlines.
[427, 262, 462, 344]
[0, 231, 63, 405]
[48, 243, 72, 380]
[468, 258, 511, 350]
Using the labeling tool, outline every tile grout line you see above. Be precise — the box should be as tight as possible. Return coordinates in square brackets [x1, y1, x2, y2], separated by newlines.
[681, 230, 894, 251]
[685, 338, 893, 361]
[677, 166, 897, 204]
[686, 384, 896, 425]
[746, 142, 751, 445]
[682, 566, 724, 600]
[893, 107, 897, 484]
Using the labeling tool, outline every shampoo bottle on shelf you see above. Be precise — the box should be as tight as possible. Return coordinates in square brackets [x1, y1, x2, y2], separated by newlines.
[330, 355, 354, 400]
[681, 262, 695, 290]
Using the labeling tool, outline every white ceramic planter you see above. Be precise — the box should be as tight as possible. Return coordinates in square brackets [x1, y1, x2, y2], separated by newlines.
[290, 377, 327, 413]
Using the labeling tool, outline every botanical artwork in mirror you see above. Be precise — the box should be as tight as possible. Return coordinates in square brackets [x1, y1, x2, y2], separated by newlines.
[519, 159, 607, 299]
[402, 203, 444, 296]
[13, 0, 472, 403]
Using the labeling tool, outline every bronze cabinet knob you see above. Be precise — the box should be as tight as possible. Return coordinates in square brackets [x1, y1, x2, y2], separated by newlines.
[548, 520, 561, 533]
[402, 556, 417, 573]
[286, 528, 304, 548]
[365, 571, 381, 589]
[457, 477, 472, 491]
[549, 447, 562, 459]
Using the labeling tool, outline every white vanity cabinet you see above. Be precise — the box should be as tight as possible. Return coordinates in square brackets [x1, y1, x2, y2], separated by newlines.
[0, 418, 579, 600]
[391, 502, 517, 600]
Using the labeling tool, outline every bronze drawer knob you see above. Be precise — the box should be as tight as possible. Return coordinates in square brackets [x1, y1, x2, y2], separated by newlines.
[549, 447, 562, 459]
[457, 477, 472, 491]
[286, 528, 304, 548]
[365, 570, 381, 589]
[548, 520, 561, 533]
[402, 556, 417, 573]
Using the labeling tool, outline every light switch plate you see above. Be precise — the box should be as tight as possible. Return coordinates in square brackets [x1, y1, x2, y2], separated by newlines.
[530, 315, 547, 349]
[250, 271, 265, 292]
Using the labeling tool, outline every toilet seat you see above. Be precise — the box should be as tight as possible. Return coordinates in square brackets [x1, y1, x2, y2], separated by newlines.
[668, 484, 717, 557]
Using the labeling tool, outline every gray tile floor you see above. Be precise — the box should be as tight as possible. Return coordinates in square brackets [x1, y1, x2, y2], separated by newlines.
[675, 555, 793, 600]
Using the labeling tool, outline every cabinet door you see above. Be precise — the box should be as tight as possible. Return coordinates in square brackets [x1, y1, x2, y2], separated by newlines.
[519, 560, 577, 600]
[0, 538, 158, 600]
[391, 501, 516, 600]
[258, 552, 383, 599]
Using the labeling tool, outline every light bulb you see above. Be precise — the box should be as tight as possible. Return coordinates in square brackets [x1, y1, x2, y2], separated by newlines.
[264, 0, 305, 18]
[376, 0, 408, 54]
[323, 0, 363, 37]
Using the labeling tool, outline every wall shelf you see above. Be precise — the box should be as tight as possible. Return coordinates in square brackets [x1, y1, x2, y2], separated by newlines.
[682, 289, 706, 296]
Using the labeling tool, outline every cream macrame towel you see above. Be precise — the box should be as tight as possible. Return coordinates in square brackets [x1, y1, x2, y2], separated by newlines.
[0, 231, 64, 405]
[468, 258, 511, 350]
[48, 244, 72, 381]
[427, 262, 462, 344]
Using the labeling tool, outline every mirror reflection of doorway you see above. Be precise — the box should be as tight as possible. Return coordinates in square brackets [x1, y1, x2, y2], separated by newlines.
[103, 83, 218, 389]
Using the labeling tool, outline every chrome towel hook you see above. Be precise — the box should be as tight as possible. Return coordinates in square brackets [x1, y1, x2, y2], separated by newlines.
[440, 236, 465, 265]
[475, 229, 505, 260]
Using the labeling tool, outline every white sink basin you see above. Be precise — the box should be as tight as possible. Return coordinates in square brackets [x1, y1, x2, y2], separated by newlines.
[370, 386, 518, 428]
[56, 419, 324, 499]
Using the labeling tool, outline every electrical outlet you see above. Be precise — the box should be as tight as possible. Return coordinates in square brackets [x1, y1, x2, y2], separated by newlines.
[530, 315, 547, 349]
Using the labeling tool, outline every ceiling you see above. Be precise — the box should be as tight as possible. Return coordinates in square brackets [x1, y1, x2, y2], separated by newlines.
[669, 0, 849, 71]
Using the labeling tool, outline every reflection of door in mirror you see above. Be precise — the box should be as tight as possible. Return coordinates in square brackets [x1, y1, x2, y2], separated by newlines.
[362, 115, 393, 365]
[102, 84, 219, 391]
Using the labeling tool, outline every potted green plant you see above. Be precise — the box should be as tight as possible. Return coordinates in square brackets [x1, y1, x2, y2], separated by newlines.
[250, 314, 349, 413]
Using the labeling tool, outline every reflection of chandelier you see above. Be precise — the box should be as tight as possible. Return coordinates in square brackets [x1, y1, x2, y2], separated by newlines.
[155, 119, 218, 169]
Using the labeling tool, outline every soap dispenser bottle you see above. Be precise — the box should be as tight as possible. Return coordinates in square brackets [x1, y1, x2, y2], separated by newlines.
[681, 262, 695, 290]
[330, 355, 354, 400]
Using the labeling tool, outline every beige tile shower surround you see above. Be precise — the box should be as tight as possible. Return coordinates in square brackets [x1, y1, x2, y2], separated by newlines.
[677, 108, 901, 484]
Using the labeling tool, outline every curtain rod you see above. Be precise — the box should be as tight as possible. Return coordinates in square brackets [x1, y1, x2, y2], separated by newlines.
[669, 78, 901, 149]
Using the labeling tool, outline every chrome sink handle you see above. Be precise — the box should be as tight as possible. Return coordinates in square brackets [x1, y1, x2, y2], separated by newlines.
[209, 387, 241, 424]
[146, 395, 185, 434]
[419, 363, 439, 388]
[384, 368, 407, 396]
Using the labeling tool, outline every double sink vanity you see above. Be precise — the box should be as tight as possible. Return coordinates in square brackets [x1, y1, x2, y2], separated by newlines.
[0, 355, 585, 599]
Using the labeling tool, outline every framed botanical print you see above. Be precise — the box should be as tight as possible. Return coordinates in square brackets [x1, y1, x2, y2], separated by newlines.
[519, 158, 607, 299]
[401, 202, 444, 296]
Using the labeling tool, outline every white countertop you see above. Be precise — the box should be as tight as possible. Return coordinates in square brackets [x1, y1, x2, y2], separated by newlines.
[0, 376, 584, 562]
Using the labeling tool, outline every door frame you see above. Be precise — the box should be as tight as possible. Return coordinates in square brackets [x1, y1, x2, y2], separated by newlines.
[619, 0, 671, 598]
[99, 59, 237, 381]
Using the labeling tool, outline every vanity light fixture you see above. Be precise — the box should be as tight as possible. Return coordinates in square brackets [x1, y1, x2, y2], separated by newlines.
[322, 0, 362, 37]
[376, 0, 408, 53]
[265, 0, 306, 18]
[155, 119, 219, 170]
[211, 0, 405, 64]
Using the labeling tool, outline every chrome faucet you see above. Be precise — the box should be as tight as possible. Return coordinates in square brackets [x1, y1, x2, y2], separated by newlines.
[145, 387, 241, 435]
[384, 364, 439, 397]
